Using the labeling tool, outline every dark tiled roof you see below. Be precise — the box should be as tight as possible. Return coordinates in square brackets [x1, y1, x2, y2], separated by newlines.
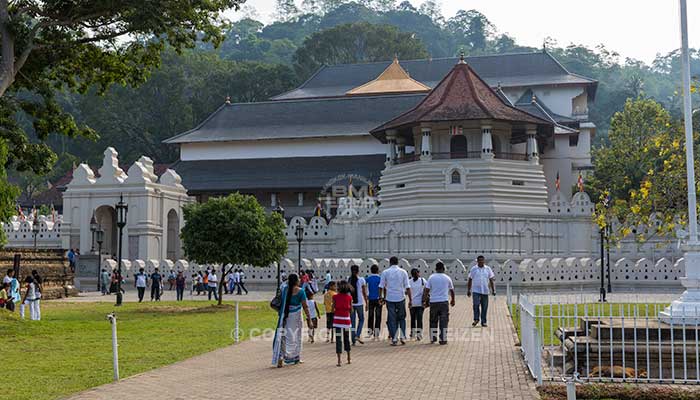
[272, 52, 597, 100]
[172, 155, 386, 192]
[164, 94, 425, 144]
[372, 62, 552, 135]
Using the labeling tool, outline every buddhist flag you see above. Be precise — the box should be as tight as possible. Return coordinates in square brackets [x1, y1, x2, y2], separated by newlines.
[348, 176, 353, 198]
[50, 203, 56, 222]
[449, 125, 463, 136]
[17, 204, 24, 221]
[577, 173, 585, 193]
[368, 181, 374, 197]
[315, 201, 322, 217]
[555, 172, 560, 191]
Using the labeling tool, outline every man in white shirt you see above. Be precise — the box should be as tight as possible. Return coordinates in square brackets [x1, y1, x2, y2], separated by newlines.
[467, 255, 496, 327]
[379, 256, 412, 346]
[408, 269, 426, 340]
[208, 270, 219, 301]
[424, 262, 455, 344]
[134, 268, 148, 303]
[233, 270, 241, 294]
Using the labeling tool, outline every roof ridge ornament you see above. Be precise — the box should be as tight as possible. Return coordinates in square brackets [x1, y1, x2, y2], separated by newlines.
[458, 49, 466, 64]
[225, 95, 231, 105]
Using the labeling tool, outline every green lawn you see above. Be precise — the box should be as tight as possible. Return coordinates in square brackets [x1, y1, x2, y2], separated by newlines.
[510, 303, 670, 346]
[0, 300, 277, 400]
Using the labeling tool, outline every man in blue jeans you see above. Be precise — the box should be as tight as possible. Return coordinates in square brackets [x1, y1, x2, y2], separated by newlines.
[467, 255, 496, 327]
[379, 256, 412, 346]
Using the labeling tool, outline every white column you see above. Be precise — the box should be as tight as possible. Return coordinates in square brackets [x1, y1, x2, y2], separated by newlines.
[271, 193, 277, 207]
[420, 126, 432, 161]
[386, 130, 397, 166]
[396, 136, 406, 160]
[481, 125, 494, 160]
[660, 0, 700, 324]
[526, 127, 539, 164]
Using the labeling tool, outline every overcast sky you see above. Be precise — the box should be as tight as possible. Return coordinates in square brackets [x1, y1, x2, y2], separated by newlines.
[233, 0, 699, 64]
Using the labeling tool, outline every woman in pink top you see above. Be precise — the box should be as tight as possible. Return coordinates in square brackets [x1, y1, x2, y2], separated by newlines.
[332, 280, 353, 366]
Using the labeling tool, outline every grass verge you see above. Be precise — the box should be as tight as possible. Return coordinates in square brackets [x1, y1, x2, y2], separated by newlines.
[0, 300, 276, 400]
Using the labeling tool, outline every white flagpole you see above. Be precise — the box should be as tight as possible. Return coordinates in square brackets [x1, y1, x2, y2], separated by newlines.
[662, 0, 700, 323]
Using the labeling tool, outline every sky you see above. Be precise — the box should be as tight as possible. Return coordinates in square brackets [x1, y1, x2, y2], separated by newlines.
[232, 0, 700, 65]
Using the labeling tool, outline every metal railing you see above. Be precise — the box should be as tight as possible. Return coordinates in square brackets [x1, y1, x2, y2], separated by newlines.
[516, 293, 700, 384]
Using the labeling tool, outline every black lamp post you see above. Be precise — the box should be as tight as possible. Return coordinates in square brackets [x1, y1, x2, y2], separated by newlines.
[606, 224, 612, 293]
[32, 220, 40, 251]
[96, 225, 104, 292]
[295, 224, 304, 274]
[599, 227, 606, 302]
[272, 204, 285, 293]
[90, 213, 98, 253]
[115, 194, 128, 306]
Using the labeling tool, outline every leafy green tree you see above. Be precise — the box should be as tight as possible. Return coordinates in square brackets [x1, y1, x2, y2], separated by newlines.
[0, 0, 243, 233]
[588, 98, 672, 202]
[292, 22, 429, 79]
[181, 193, 287, 305]
[447, 10, 495, 53]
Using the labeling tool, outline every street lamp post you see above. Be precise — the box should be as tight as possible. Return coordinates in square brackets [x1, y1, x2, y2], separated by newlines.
[661, 0, 700, 322]
[90, 213, 98, 253]
[96, 226, 104, 292]
[115, 195, 128, 306]
[295, 224, 304, 275]
[272, 205, 285, 294]
[32, 220, 40, 251]
[599, 226, 606, 302]
[606, 224, 612, 293]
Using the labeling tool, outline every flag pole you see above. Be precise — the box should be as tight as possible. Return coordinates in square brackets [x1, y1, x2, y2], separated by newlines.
[661, 0, 700, 323]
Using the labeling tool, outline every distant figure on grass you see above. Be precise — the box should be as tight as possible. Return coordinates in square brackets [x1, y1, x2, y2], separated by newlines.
[467, 256, 496, 327]
[272, 273, 313, 368]
[100, 268, 110, 295]
[207, 270, 219, 301]
[332, 280, 353, 366]
[194, 272, 203, 295]
[0, 282, 10, 310]
[379, 256, 412, 346]
[323, 281, 337, 343]
[323, 270, 332, 292]
[237, 269, 248, 295]
[348, 264, 367, 345]
[226, 271, 235, 294]
[408, 268, 426, 341]
[306, 290, 320, 343]
[424, 262, 455, 345]
[20, 276, 40, 320]
[150, 268, 163, 301]
[365, 264, 382, 339]
[3, 269, 18, 312]
[135, 268, 148, 302]
[175, 271, 186, 301]
[31, 270, 43, 320]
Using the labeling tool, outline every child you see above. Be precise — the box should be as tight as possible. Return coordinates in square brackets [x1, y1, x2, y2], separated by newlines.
[306, 290, 320, 343]
[332, 280, 352, 367]
[0, 282, 9, 309]
[324, 281, 337, 343]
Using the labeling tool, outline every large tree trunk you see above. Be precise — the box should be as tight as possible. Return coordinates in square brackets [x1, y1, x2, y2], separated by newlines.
[0, 0, 15, 97]
[218, 264, 225, 306]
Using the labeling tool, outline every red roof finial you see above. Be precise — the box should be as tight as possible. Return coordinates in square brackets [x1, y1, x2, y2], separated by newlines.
[225, 95, 231, 104]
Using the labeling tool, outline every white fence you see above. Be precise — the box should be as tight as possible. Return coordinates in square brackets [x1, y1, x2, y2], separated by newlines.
[516, 293, 700, 384]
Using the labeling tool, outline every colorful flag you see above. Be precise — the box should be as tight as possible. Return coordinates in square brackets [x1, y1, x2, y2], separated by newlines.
[577, 173, 585, 193]
[368, 181, 374, 197]
[50, 203, 56, 222]
[17, 204, 24, 221]
[555, 172, 560, 191]
[315, 201, 322, 217]
[449, 125, 463, 136]
[348, 177, 353, 199]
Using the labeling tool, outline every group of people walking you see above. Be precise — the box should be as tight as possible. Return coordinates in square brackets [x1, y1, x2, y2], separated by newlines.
[2, 268, 44, 320]
[272, 255, 496, 367]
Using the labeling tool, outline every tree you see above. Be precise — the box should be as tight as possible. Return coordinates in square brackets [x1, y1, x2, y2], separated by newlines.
[292, 22, 429, 79]
[0, 0, 243, 236]
[274, 0, 301, 22]
[588, 98, 672, 202]
[447, 10, 495, 53]
[181, 193, 287, 305]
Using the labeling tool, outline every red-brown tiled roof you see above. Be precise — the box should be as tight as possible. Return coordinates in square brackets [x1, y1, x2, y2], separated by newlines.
[371, 61, 551, 134]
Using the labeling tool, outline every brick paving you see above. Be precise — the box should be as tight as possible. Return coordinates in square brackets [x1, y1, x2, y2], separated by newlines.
[66, 297, 538, 400]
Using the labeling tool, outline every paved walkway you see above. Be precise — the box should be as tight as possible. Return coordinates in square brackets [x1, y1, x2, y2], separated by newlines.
[66, 297, 539, 400]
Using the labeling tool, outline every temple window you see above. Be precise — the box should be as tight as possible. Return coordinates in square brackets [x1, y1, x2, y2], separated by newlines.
[451, 170, 461, 184]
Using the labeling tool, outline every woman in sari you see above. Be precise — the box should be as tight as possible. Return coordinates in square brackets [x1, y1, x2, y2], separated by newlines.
[272, 273, 312, 368]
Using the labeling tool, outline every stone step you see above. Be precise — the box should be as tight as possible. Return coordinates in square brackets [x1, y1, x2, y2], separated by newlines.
[588, 323, 700, 341]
